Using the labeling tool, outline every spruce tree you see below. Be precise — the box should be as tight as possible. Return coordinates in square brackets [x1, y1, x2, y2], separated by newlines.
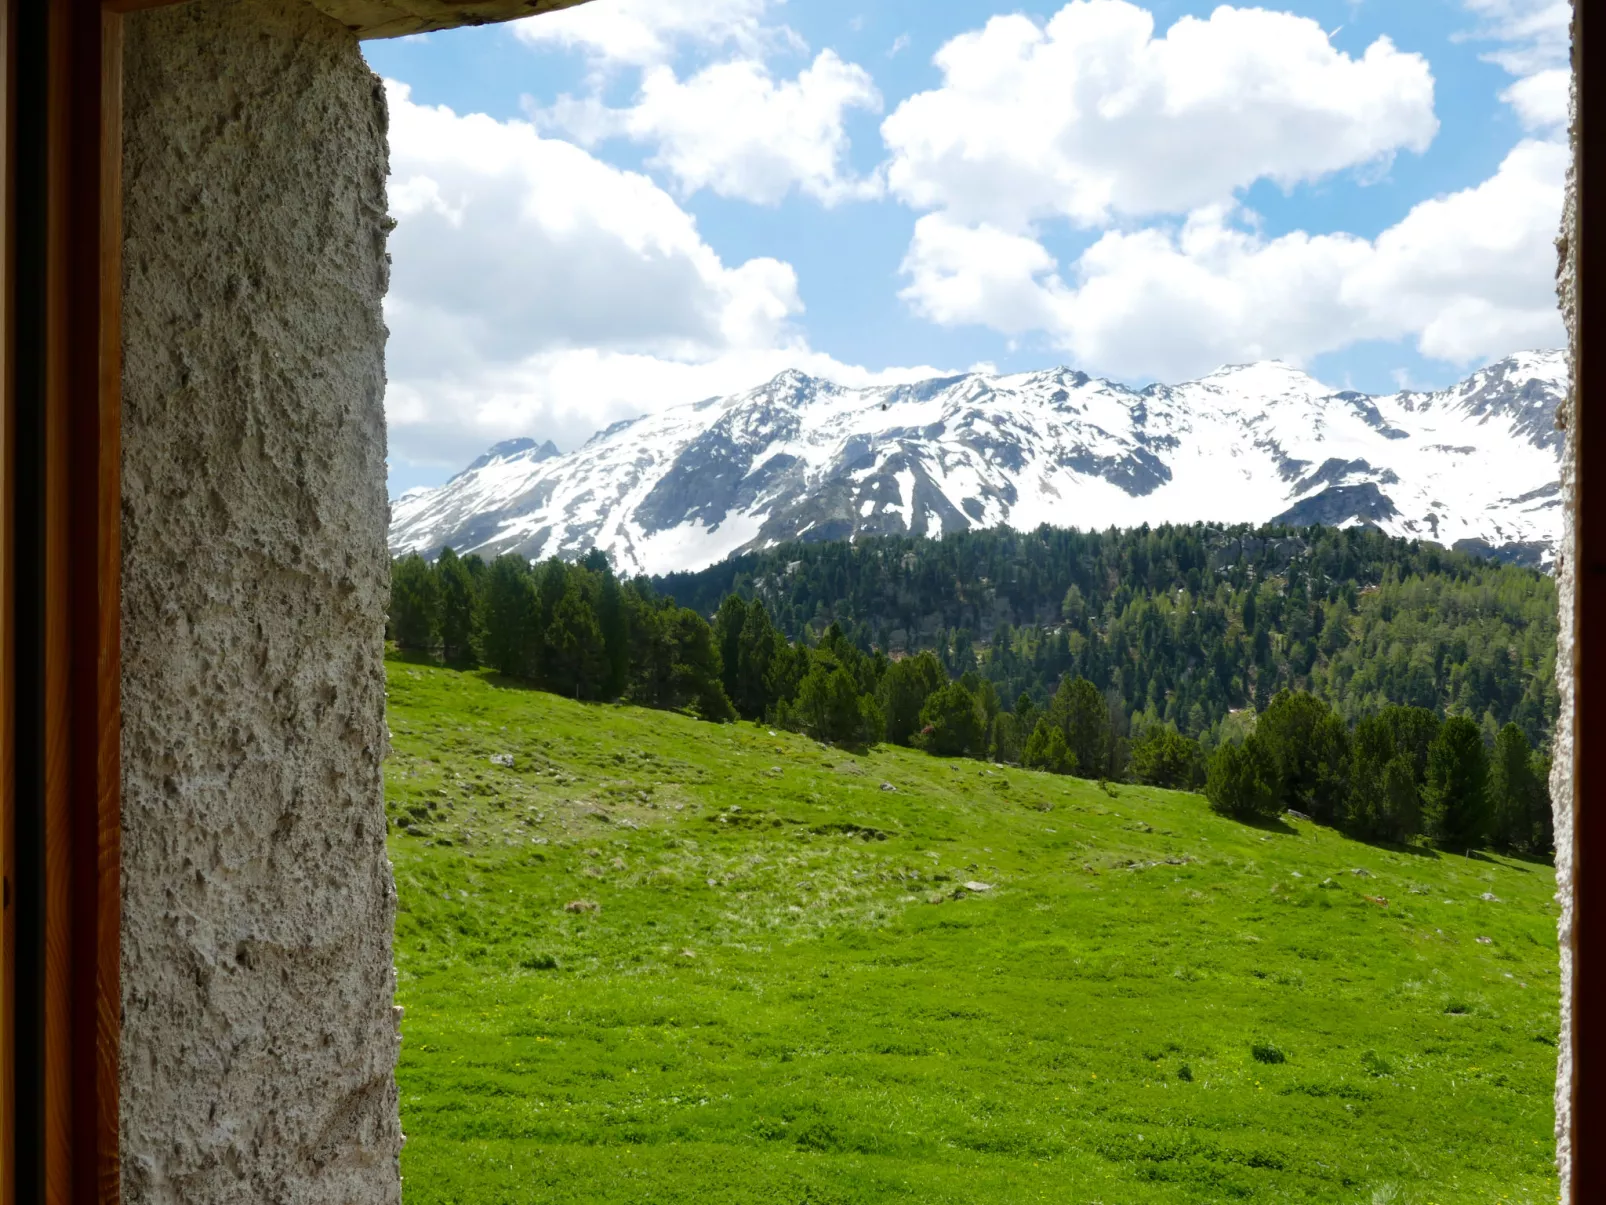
[734, 600, 783, 720]
[714, 594, 749, 709]
[435, 547, 480, 667]
[1205, 736, 1280, 821]
[479, 556, 537, 679]
[1254, 691, 1349, 824]
[389, 553, 439, 653]
[918, 682, 985, 758]
[878, 651, 945, 746]
[1049, 676, 1109, 779]
[1425, 716, 1491, 850]
[1489, 723, 1543, 852]
[545, 585, 607, 699]
[1022, 718, 1072, 774]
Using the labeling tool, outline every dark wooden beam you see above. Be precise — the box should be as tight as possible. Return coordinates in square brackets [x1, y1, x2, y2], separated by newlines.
[12, 2, 122, 1204]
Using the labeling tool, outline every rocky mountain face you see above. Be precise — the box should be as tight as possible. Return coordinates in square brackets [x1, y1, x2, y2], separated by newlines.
[390, 351, 1566, 577]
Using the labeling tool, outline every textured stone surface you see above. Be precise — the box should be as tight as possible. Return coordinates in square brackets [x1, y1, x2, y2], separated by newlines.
[120, 1, 401, 1201]
[1551, 5, 1579, 1196]
[308, 0, 592, 40]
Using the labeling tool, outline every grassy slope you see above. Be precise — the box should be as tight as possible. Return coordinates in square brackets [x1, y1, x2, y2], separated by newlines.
[385, 655, 1560, 1204]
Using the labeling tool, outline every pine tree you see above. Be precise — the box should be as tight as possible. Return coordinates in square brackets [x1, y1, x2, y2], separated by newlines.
[479, 556, 537, 679]
[1425, 716, 1491, 850]
[734, 600, 784, 720]
[714, 594, 748, 709]
[796, 662, 877, 746]
[670, 608, 735, 722]
[1022, 718, 1072, 774]
[1049, 676, 1109, 779]
[1205, 736, 1280, 821]
[878, 651, 946, 746]
[390, 553, 438, 652]
[545, 584, 607, 699]
[436, 547, 479, 667]
[918, 682, 985, 758]
[1128, 725, 1204, 790]
[596, 568, 630, 701]
[1254, 691, 1349, 824]
[1489, 723, 1545, 852]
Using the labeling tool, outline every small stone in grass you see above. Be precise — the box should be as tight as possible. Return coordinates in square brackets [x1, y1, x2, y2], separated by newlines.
[489, 753, 514, 768]
[963, 881, 994, 892]
[1481, 892, 1502, 902]
[880, 782, 897, 792]
[1477, 935, 1494, 944]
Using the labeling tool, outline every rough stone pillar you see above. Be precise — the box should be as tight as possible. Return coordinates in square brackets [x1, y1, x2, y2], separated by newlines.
[1552, 2, 1580, 1196]
[118, 1, 401, 1200]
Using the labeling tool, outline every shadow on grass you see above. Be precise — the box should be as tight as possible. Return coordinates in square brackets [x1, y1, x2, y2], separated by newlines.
[388, 647, 441, 667]
[1238, 813, 1299, 837]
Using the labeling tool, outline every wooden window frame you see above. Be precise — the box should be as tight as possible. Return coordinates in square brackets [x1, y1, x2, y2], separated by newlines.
[0, 2, 1598, 1203]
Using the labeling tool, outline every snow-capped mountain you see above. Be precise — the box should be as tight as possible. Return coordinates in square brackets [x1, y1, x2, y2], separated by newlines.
[389, 351, 1567, 577]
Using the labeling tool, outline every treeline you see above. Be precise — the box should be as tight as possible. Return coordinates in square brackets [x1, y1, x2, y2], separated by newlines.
[389, 533, 1554, 855]
[391, 548, 733, 721]
[655, 523, 1558, 752]
[1204, 690, 1552, 855]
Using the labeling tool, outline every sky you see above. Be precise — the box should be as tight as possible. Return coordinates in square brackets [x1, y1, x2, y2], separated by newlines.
[364, 0, 1572, 496]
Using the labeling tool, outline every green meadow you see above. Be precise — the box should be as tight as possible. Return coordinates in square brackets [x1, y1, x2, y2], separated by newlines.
[384, 654, 1560, 1204]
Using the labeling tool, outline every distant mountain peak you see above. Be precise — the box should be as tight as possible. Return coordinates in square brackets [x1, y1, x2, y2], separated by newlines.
[451, 437, 560, 481]
[392, 352, 1566, 577]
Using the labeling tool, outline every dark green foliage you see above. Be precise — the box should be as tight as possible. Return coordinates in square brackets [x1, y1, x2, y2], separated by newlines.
[390, 554, 439, 651]
[1206, 737, 1280, 821]
[544, 585, 607, 699]
[1021, 718, 1072, 775]
[1426, 716, 1491, 849]
[394, 551, 735, 723]
[655, 522, 1557, 750]
[918, 682, 986, 758]
[1347, 708, 1438, 842]
[1048, 676, 1110, 778]
[435, 548, 480, 667]
[1490, 723, 1553, 853]
[670, 608, 736, 722]
[713, 595, 750, 710]
[794, 661, 881, 748]
[479, 556, 538, 678]
[391, 521, 1556, 857]
[988, 710, 1024, 764]
[1254, 691, 1351, 825]
[878, 651, 946, 747]
[1128, 724, 1205, 790]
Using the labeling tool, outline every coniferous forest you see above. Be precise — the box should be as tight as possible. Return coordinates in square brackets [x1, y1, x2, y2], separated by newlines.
[389, 522, 1557, 855]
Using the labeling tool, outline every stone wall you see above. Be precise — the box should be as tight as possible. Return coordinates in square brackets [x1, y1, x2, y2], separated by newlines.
[1550, 3, 1580, 1197]
[118, 1, 401, 1200]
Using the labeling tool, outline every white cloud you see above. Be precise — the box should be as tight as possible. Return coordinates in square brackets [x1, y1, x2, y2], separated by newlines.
[1502, 67, 1570, 131]
[881, 0, 1438, 231]
[1461, 0, 1570, 76]
[538, 50, 883, 205]
[382, 81, 935, 481]
[511, 0, 793, 67]
[887, 0, 1565, 381]
[900, 140, 1566, 381]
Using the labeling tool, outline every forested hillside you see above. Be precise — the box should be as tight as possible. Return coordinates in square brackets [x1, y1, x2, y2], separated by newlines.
[656, 523, 1558, 749]
[389, 523, 1556, 856]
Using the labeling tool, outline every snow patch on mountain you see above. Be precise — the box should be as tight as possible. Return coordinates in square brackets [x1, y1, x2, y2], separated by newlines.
[390, 352, 1567, 577]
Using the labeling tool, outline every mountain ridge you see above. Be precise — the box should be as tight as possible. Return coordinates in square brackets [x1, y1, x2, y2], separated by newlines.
[390, 351, 1567, 576]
